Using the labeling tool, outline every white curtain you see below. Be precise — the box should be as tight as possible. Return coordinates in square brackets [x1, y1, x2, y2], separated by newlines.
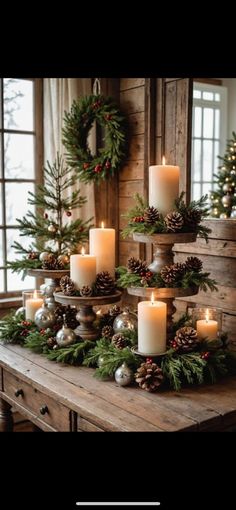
[43, 78, 95, 222]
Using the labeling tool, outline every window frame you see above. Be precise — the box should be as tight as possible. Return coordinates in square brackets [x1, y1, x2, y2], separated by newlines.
[191, 81, 227, 201]
[0, 78, 43, 301]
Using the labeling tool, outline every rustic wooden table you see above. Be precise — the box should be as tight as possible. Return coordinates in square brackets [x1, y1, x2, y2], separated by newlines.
[1, 343, 236, 432]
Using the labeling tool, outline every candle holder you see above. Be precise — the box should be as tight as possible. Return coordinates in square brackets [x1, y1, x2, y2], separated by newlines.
[191, 307, 222, 340]
[53, 291, 122, 341]
[22, 290, 44, 321]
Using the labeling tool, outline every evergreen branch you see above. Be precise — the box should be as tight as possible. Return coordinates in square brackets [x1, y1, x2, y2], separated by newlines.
[47, 340, 94, 364]
[0, 313, 36, 343]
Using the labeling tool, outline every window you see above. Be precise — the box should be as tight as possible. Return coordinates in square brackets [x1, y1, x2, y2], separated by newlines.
[191, 81, 227, 201]
[0, 78, 43, 299]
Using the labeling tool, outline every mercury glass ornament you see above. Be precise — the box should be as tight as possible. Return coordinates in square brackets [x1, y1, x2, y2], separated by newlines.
[115, 362, 133, 387]
[39, 251, 50, 262]
[222, 194, 232, 208]
[15, 306, 25, 318]
[34, 302, 56, 329]
[57, 254, 70, 267]
[223, 183, 231, 193]
[113, 308, 138, 334]
[56, 324, 76, 347]
[231, 206, 236, 218]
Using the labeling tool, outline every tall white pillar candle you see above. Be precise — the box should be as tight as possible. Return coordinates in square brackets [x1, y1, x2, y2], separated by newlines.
[25, 291, 44, 321]
[138, 299, 167, 355]
[89, 223, 115, 277]
[149, 157, 180, 216]
[70, 249, 96, 290]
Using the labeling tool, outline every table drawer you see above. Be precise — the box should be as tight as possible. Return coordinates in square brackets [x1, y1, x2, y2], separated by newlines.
[3, 370, 71, 431]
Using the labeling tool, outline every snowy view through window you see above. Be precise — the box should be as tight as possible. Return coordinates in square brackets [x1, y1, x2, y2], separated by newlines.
[0, 78, 36, 294]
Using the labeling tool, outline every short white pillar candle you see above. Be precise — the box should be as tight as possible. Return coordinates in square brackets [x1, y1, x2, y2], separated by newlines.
[196, 309, 218, 340]
[70, 248, 96, 290]
[138, 295, 167, 355]
[25, 290, 44, 321]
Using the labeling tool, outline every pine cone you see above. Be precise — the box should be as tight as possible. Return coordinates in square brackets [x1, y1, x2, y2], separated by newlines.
[27, 251, 39, 260]
[185, 256, 203, 273]
[144, 206, 160, 224]
[127, 257, 147, 275]
[95, 271, 116, 296]
[111, 333, 130, 349]
[60, 275, 76, 296]
[184, 209, 202, 230]
[99, 312, 114, 329]
[102, 325, 114, 339]
[160, 263, 186, 284]
[42, 253, 58, 269]
[109, 305, 121, 318]
[46, 336, 57, 349]
[173, 326, 198, 352]
[80, 285, 93, 297]
[135, 361, 164, 392]
[165, 211, 184, 232]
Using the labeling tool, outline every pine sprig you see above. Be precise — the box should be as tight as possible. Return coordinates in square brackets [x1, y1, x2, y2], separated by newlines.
[0, 312, 36, 343]
[47, 340, 93, 365]
[161, 350, 206, 391]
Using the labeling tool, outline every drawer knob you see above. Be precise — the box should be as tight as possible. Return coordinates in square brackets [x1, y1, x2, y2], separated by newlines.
[15, 389, 24, 397]
[40, 405, 49, 415]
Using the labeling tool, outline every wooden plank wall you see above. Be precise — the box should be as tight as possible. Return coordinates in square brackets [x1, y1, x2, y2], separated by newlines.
[174, 219, 236, 347]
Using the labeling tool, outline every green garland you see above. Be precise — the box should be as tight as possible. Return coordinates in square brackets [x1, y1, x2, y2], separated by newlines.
[1, 310, 236, 392]
[122, 192, 211, 241]
[62, 94, 127, 184]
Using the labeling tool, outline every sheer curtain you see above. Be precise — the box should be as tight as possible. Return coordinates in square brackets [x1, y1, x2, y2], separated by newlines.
[43, 78, 95, 222]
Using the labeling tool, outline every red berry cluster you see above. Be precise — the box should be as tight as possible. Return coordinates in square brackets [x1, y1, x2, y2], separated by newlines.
[201, 351, 210, 361]
[146, 357, 153, 364]
[92, 100, 102, 109]
[21, 320, 32, 327]
[105, 160, 111, 169]
[20, 329, 30, 337]
[140, 270, 153, 279]
[94, 164, 102, 173]
[170, 340, 178, 350]
[83, 163, 90, 170]
[132, 216, 145, 223]
[105, 114, 112, 121]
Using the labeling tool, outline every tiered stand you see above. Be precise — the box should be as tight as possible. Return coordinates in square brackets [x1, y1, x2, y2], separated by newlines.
[128, 232, 199, 338]
[27, 268, 70, 310]
[53, 291, 122, 341]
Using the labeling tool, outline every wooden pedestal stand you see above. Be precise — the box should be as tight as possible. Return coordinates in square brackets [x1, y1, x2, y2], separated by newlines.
[27, 268, 70, 310]
[129, 232, 198, 338]
[54, 291, 122, 341]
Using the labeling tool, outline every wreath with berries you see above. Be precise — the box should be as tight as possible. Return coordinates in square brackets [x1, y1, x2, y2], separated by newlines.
[62, 94, 127, 184]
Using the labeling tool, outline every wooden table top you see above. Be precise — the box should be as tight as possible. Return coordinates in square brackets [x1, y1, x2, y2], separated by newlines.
[1, 343, 236, 431]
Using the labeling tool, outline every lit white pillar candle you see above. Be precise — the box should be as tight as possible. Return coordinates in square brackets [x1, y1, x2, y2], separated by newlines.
[138, 294, 167, 355]
[89, 222, 115, 277]
[25, 290, 44, 321]
[196, 309, 218, 340]
[70, 247, 96, 290]
[149, 156, 180, 216]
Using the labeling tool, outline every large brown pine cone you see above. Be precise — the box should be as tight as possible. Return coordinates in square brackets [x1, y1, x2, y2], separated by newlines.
[174, 326, 198, 352]
[135, 361, 164, 392]
[27, 251, 39, 260]
[160, 263, 186, 284]
[42, 253, 58, 270]
[185, 256, 203, 273]
[60, 275, 76, 296]
[164, 211, 184, 232]
[184, 209, 202, 230]
[111, 333, 130, 349]
[143, 206, 160, 224]
[95, 271, 116, 296]
[127, 257, 148, 275]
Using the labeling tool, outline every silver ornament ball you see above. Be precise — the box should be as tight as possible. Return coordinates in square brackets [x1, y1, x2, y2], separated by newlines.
[39, 251, 50, 262]
[113, 308, 138, 334]
[230, 206, 236, 218]
[56, 325, 76, 347]
[222, 194, 232, 208]
[223, 183, 231, 193]
[115, 362, 133, 387]
[15, 306, 25, 318]
[34, 303, 56, 329]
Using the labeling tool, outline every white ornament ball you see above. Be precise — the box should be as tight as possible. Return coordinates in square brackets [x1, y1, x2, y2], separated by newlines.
[39, 251, 50, 262]
[115, 362, 133, 387]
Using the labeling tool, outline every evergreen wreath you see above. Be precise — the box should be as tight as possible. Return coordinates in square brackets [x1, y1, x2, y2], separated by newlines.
[62, 94, 127, 184]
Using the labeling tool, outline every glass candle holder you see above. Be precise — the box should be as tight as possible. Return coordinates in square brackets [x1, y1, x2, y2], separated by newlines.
[23, 290, 44, 321]
[191, 307, 222, 341]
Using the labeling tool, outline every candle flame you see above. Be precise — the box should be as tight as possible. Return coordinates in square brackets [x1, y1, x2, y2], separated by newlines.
[81, 247, 85, 256]
[205, 309, 210, 323]
[151, 292, 154, 305]
[33, 290, 38, 299]
[101, 221, 105, 228]
[162, 155, 166, 165]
